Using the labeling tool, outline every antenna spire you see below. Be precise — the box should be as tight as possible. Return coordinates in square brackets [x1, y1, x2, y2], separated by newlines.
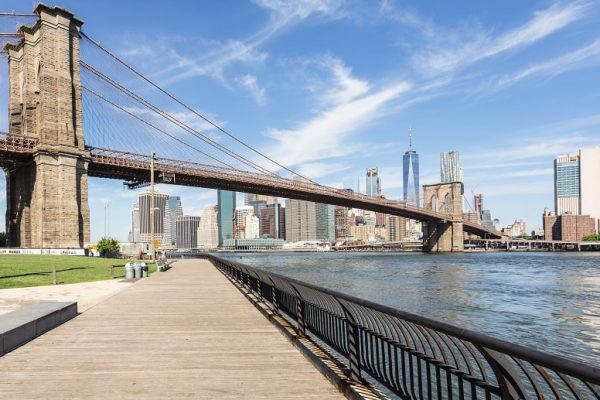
[409, 127, 413, 150]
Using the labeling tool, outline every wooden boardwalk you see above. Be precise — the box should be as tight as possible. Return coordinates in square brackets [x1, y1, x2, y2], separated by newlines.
[0, 260, 344, 399]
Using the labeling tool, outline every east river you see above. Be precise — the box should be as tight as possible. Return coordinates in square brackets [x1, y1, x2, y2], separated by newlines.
[219, 251, 600, 365]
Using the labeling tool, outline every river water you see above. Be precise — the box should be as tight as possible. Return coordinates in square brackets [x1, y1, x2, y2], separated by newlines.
[218, 251, 600, 365]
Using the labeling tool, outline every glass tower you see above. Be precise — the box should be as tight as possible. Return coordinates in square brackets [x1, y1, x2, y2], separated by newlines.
[217, 190, 236, 246]
[403, 130, 420, 207]
[366, 167, 381, 197]
[554, 154, 580, 215]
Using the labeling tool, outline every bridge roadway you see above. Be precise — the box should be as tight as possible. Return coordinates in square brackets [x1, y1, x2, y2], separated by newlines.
[87, 147, 500, 238]
[0, 260, 344, 399]
[0, 133, 501, 239]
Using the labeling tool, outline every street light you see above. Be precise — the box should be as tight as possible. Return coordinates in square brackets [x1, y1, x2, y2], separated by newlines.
[150, 152, 156, 263]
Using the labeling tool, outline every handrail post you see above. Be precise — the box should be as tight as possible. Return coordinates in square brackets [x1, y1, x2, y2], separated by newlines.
[478, 346, 527, 399]
[268, 277, 279, 314]
[338, 301, 361, 381]
[291, 284, 306, 336]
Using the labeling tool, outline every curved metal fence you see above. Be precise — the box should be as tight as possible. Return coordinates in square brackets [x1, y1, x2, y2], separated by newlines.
[202, 254, 600, 400]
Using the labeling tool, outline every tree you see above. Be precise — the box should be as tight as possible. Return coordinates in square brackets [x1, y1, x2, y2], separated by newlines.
[0, 232, 6, 247]
[582, 234, 600, 241]
[97, 237, 121, 258]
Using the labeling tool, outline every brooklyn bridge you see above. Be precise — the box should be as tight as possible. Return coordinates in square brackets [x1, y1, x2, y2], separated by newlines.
[0, 4, 501, 252]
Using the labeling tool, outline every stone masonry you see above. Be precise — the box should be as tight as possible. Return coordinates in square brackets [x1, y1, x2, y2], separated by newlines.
[4, 5, 90, 248]
[422, 182, 464, 252]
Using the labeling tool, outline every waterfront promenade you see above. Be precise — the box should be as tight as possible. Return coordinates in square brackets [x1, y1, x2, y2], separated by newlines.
[0, 260, 343, 399]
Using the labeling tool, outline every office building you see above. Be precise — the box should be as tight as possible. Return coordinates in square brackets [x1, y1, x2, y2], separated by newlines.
[129, 202, 140, 242]
[217, 190, 236, 247]
[386, 215, 407, 241]
[403, 131, 420, 207]
[138, 191, 169, 244]
[554, 148, 600, 229]
[316, 203, 335, 242]
[554, 153, 581, 215]
[481, 210, 494, 230]
[162, 196, 182, 248]
[473, 194, 483, 221]
[334, 206, 350, 239]
[543, 209, 596, 241]
[366, 167, 381, 197]
[440, 151, 463, 183]
[176, 215, 201, 249]
[349, 225, 387, 242]
[245, 193, 277, 217]
[285, 198, 316, 242]
[198, 205, 219, 249]
[234, 206, 255, 239]
[580, 147, 600, 224]
[260, 203, 285, 239]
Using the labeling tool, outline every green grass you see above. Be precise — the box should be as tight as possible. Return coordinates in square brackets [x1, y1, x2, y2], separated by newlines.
[0, 255, 157, 289]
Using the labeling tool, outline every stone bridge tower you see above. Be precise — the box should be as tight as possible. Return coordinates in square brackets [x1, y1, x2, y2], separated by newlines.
[422, 182, 464, 252]
[4, 5, 90, 248]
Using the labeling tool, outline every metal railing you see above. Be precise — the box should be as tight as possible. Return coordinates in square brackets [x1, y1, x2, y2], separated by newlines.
[202, 254, 600, 400]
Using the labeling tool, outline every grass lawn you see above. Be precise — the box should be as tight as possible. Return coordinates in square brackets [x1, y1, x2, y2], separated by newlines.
[0, 255, 157, 289]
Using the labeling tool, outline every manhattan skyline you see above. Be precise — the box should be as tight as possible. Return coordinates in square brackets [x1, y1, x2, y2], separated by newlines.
[1, 1, 600, 242]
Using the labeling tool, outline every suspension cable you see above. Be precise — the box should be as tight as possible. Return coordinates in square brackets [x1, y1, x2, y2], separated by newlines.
[80, 60, 280, 178]
[80, 31, 317, 184]
[82, 85, 238, 170]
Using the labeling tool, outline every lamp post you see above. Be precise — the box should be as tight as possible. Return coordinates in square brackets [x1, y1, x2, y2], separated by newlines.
[150, 152, 156, 263]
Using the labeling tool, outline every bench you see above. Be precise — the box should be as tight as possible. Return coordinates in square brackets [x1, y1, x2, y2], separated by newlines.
[0, 301, 77, 356]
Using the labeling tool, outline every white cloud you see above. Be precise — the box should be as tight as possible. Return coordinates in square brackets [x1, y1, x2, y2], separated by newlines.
[263, 80, 411, 167]
[412, 2, 588, 74]
[236, 74, 266, 105]
[493, 38, 600, 89]
[321, 56, 370, 105]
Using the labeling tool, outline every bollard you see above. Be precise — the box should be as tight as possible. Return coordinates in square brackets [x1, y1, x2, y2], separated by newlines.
[52, 266, 57, 285]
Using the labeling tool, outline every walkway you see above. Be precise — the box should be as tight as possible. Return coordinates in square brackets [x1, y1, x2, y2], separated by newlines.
[0, 260, 344, 399]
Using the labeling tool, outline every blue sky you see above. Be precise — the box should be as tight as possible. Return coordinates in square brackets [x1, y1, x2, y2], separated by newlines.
[1, 0, 600, 242]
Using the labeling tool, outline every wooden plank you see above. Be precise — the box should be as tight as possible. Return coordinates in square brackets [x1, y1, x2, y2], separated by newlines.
[0, 260, 344, 399]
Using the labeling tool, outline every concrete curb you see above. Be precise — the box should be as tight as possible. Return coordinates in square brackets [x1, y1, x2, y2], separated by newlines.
[0, 301, 77, 356]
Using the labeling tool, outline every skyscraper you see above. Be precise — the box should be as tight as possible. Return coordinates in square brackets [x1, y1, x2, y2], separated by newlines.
[234, 206, 255, 239]
[197, 205, 219, 249]
[176, 215, 201, 249]
[315, 203, 335, 242]
[554, 147, 600, 225]
[285, 198, 316, 242]
[129, 202, 140, 242]
[440, 151, 463, 183]
[138, 191, 169, 244]
[366, 167, 381, 197]
[162, 196, 182, 248]
[403, 130, 420, 207]
[217, 190, 236, 247]
[554, 153, 580, 215]
[260, 203, 285, 239]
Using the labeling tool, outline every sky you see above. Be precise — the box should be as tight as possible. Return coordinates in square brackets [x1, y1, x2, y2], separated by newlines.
[1, 0, 600, 242]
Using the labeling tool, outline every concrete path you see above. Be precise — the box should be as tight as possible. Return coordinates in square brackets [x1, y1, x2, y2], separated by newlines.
[0, 279, 135, 316]
[0, 260, 344, 399]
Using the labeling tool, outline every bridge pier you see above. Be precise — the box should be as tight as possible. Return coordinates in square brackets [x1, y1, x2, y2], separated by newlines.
[423, 221, 464, 252]
[4, 5, 90, 248]
[422, 182, 464, 253]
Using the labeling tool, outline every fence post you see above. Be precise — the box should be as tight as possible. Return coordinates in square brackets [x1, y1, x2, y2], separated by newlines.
[269, 277, 279, 314]
[109, 265, 114, 279]
[338, 301, 361, 381]
[291, 284, 306, 336]
[52, 266, 57, 285]
[478, 346, 527, 399]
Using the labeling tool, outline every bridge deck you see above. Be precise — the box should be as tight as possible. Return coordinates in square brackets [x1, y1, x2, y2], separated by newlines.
[0, 260, 343, 399]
